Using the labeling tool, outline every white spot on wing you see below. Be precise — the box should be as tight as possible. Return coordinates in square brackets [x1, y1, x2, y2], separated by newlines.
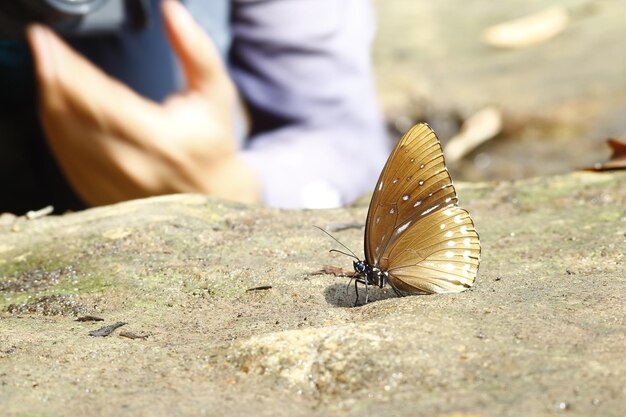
[421, 204, 440, 216]
[402, 195, 409, 201]
[446, 251, 454, 258]
[378, 182, 383, 191]
[414, 200, 423, 207]
[445, 231, 454, 238]
[460, 225, 468, 234]
[448, 241, 456, 247]
[389, 207, 395, 214]
[440, 224, 446, 230]
[396, 221, 411, 234]
[464, 238, 471, 247]
[454, 215, 462, 224]
[444, 209, 455, 216]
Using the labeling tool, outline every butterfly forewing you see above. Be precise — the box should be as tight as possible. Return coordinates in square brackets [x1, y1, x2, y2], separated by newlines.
[381, 206, 480, 294]
[365, 123, 459, 266]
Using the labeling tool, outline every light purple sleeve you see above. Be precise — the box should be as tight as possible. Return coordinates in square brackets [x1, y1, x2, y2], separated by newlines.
[231, 0, 389, 208]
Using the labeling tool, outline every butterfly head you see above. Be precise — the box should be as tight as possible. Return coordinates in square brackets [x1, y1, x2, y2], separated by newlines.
[353, 260, 367, 275]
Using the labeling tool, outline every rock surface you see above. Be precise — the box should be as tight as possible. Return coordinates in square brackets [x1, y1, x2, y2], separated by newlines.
[1, 172, 625, 417]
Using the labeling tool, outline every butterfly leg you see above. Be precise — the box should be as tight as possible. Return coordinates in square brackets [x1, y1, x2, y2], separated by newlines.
[387, 279, 407, 298]
[345, 277, 354, 296]
[352, 278, 368, 306]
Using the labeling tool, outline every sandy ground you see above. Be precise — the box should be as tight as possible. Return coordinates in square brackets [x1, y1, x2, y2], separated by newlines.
[1, 172, 625, 417]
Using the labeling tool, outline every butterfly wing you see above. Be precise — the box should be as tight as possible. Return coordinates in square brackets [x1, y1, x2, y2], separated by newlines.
[381, 206, 480, 294]
[364, 123, 459, 266]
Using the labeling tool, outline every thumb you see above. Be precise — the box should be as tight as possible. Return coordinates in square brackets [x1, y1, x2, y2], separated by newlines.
[161, 0, 231, 95]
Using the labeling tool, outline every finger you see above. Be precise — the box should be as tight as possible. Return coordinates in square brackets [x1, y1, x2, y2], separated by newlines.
[161, 0, 230, 94]
[26, 24, 162, 137]
[25, 25, 65, 113]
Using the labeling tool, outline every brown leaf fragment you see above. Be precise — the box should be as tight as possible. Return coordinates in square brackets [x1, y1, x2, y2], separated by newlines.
[88, 321, 127, 337]
[119, 331, 149, 340]
[311, 265, 356, 277]
[75, 315, 104, 322]
[581, 138, 626, 171]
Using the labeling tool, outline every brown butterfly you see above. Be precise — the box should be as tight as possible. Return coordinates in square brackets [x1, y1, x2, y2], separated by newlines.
[326, 123, 481, 305]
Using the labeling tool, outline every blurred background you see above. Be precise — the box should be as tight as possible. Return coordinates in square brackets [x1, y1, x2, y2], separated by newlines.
[371, 0, 626, 182]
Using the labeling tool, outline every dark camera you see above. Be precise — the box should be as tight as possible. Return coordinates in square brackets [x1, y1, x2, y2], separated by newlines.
[0, 0, 151, 38]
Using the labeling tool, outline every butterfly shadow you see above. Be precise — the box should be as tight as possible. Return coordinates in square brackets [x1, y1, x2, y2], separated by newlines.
[323, 282, 399, 308]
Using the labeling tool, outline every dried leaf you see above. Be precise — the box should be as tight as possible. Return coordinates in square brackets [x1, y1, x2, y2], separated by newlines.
[581, 139, 626, 171]
[483, 6, 569, 49]
[444, 106, 503, 163]
[311, 265, 356, 277]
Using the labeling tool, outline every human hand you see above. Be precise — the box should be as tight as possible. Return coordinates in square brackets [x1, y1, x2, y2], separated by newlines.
[26, 0, 259, 206]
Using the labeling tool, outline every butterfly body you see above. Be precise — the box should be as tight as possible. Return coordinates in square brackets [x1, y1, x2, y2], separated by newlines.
[352, 260, 388, 295]
[350, 123, 480, 305]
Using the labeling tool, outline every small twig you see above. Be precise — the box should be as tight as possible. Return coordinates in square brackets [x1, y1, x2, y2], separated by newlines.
[325, 223, 364, 232]
[25, 205, 54, 220]
[246, 285, 273, 292]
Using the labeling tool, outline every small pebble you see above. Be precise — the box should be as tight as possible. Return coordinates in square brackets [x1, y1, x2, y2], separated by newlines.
[555, 401, 569, 411]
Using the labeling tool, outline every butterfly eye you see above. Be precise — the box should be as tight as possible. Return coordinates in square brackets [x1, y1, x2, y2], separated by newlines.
[353, 261, 367, 274]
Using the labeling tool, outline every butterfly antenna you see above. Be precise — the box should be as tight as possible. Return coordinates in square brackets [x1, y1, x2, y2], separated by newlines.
[313, 225, 360, 260]
[329, 249, 359, 260]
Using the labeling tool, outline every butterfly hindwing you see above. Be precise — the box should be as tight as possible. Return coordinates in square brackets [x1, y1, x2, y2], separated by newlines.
[381, 206, 480, 294]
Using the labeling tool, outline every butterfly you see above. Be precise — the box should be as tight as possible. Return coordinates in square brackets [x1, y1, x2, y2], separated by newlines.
[326, 123, 481, 305]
